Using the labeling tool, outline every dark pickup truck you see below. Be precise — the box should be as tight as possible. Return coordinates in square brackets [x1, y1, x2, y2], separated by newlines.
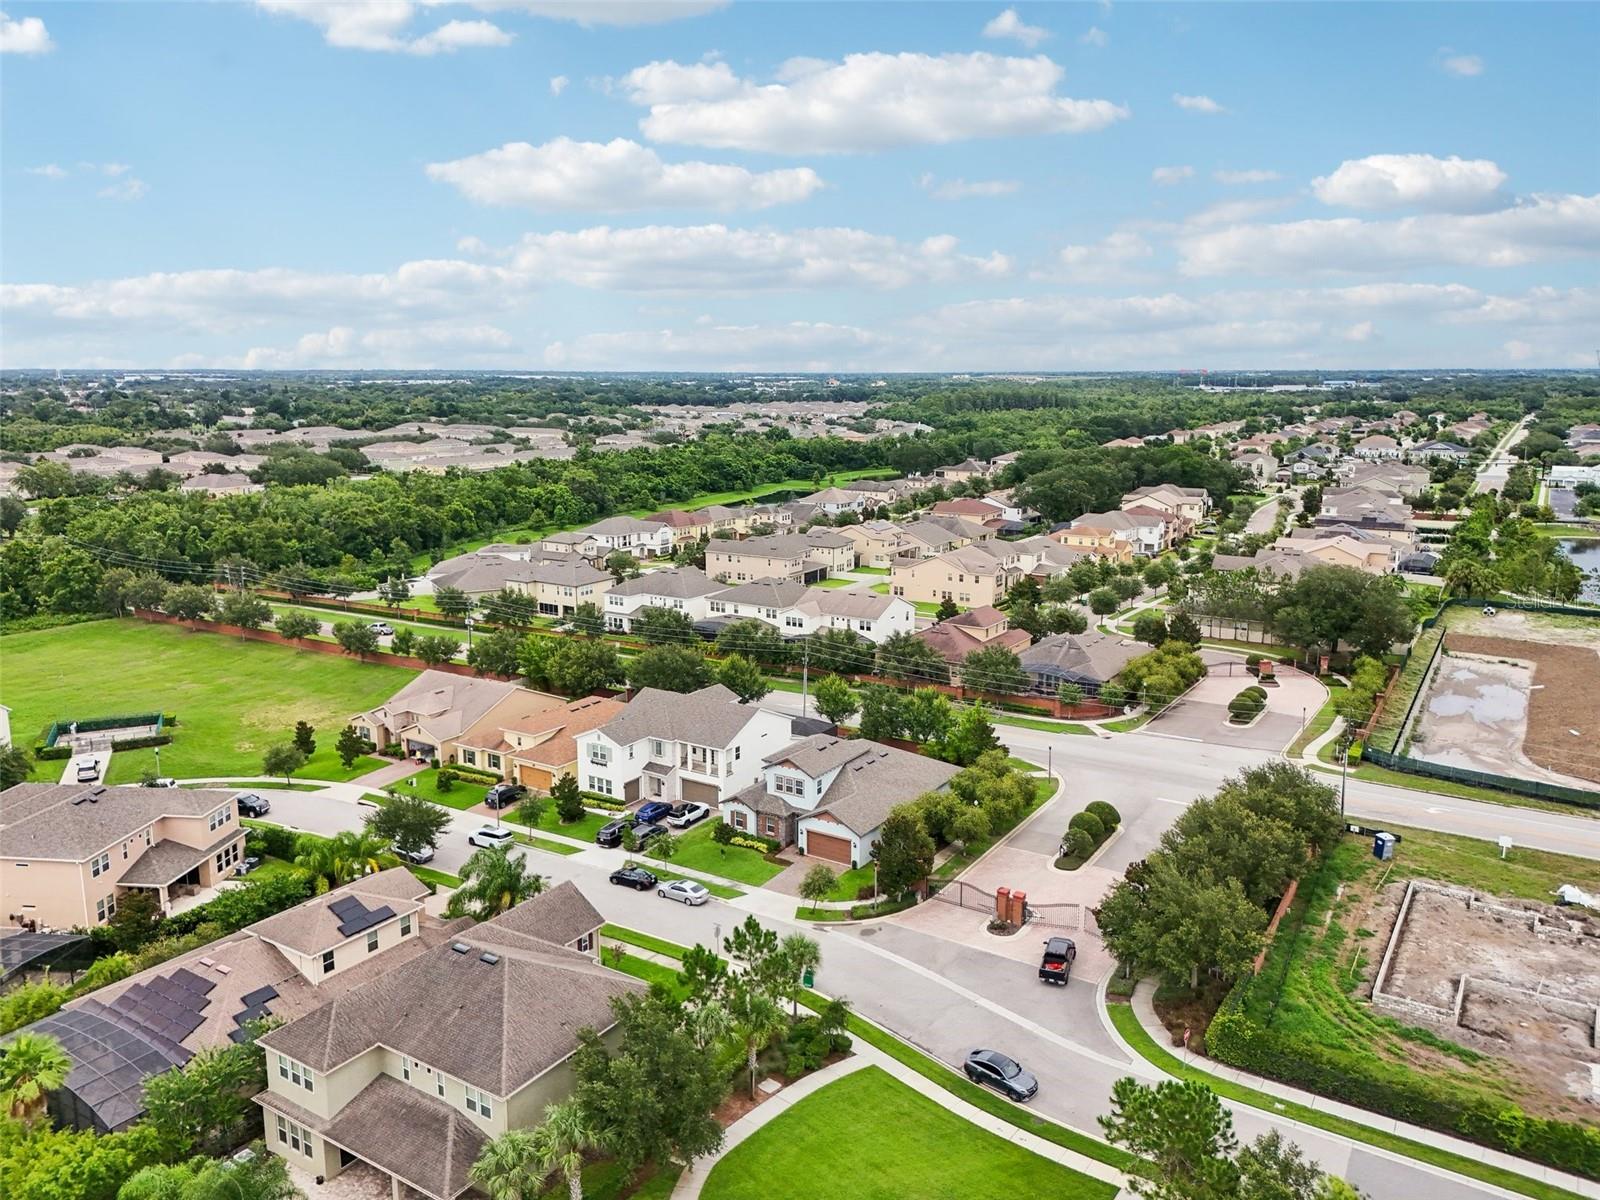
[1038, 937, 1077, 985]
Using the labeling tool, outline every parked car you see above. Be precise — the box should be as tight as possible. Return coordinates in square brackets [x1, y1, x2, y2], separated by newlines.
[1038, 937, 1077, 986]
[658, 879, 710, 906]
[963, 1049, 1038, 1102]
[236, 793, 271, 817]
[393, 844, 435, 865]
[75, 759, 100, 783]
[484, 782, 527, 810]
[148, 777, 179, 789]
[467, 825, 515, 850]
[610, 865, 658, 891]
[634, 801, 673, 826]
[665, 802, 711, 829]
[596, 819, 629, 849]
[368, 621, 394, 636]
[632, 822, 667, 849]
[236, 856, 262, 875]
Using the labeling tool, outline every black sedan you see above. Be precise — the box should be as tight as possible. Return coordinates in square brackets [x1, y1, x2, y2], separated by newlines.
[963, 1049, 1038, 1102]
[609, 865, 659, 891]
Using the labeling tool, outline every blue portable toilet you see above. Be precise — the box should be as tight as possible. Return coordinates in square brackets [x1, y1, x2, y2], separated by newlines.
[1373, 832, 1396, 861]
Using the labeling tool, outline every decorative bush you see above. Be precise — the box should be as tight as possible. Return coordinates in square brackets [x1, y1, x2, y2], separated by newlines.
[445, 763, 502, 784]
[711, 819, 737, 844]
[581, 792, 627, 810]
[1067, 810, 1105, 843]
[436, 771, 455, 793]
[1085, 800, 1121, 830]
[1062, 827, 1095, 861]
[730, 835, 778, 853]
[1228, 685, 1268, 722]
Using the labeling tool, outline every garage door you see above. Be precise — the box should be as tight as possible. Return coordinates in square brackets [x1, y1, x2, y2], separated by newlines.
[806, 832, 853, 865]
[681, 779, 719, 806]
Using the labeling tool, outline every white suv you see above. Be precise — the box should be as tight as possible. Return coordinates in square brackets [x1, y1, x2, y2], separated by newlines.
[467, 826, 515, 850]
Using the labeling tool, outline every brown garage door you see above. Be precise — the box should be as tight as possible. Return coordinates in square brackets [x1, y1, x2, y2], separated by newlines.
[681, 778, 719, 806]
[806, 832, 853, 865]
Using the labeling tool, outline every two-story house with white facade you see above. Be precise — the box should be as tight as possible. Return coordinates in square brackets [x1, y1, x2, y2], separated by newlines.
[603, 567, 725, 632]
[574, 515, 675, 559]
[575, 684, 794, 808]
[255, 883, 633, 1200]
[721, 735, 959, 867]
[704, 580, 915, 644]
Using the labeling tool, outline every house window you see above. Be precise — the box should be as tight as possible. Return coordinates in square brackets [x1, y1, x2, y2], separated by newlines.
[278, 1054, 314, 1092]
[774, 775, 804, 797]
[649, 739, 665, 760]
[436, 1073, 446, 1099]
[276, 1114, 314, 1158]
[402, 1056, 412, 1081]
[587, 745, 611, 766]
[462, 749, 477, 766]
[215, 841, 240, 874]
[763, 816, 779, 838]
[367, 929, 380, 953]
[731, 810, 748, 831]
[321, 950, 335, 975]
[96, 895, 116, 923]
[577, 932, 594, 953]
[209, 805, 231, 831]
[488, 753, 501, 770]
[400, 914, 412, 937]
[90, 852, 110, 877]
[588, 776, 613, 796]
[465, 1085, 493, 1118]
[784, 615, 804, 628]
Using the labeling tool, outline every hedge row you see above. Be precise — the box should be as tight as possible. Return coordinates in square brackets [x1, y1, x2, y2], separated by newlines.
[1057, 800, 1121, 867]
[441, 763, 502, 785]
[1207, 979, 1600, 1178]
[582, 792, 628, 811]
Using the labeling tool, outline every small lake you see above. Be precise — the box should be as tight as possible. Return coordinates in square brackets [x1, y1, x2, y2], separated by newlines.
[1559, 538, 1600, 602]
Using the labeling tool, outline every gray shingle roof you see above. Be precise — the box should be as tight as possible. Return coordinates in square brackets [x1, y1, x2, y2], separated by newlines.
[595, 684, 766, 748]
[711, 578, 809, 607]
[250, 869, 429, 955]
[362, 671, 521, 744]
[582, 515, 670, 536]
[766, 737, 959, 835]
[1020, 631, 1145, 685]
[118, 830, 242, 887]
[0, 783, 239, 861]
[481, 880, 602, 948]
[608, 567, 723, 599]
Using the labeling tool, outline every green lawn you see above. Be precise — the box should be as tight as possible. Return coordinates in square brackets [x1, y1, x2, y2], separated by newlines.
[244, 855, 300, 881]
[868, 582, 890, 594]
[392, 768, 488, 810]
[822, 863, 876, 901]
[811, 577, 858, 589]
[183, 779, 326, 792]
[410, 865, 463, 890]
[1286, 683, 1346, 758]
[993, 713, 1094, 735]
[506, 801, 610, 843]
[601, 924, 695, 959]
[850, 565, 891, 576]
[2, 619, 408, 784]
[656, 820, 785, 885]
[523, 834, 582, 856]
[702, 1066, 1114, 1200]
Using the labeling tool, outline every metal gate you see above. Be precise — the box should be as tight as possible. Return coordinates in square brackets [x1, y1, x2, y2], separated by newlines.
[929, 880, 995, 913]
[1023, 902, 1094, 932]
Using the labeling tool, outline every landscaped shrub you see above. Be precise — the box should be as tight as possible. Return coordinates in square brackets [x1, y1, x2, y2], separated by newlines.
[436, 771, 455, 793]
[581, 791, 627, 810]
[1228, 685, 1267, 723]
[1085, 800, 1121, 830]
[34, 745, 73, 761]
[381, 742, 403, 757]
[1067, 810, 1105, 843]
[730, 835, 780, 853]
[712, 820, 737, 845]
[243, 821, 299, 861]
[1060, 827, 1094, 862]
[111, 733, 174, 751]
[443, 763, 501, 784]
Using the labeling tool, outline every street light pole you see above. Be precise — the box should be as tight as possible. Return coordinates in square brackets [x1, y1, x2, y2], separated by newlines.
[464, 616, 475, 651]
[1339, 740, 1349, 821]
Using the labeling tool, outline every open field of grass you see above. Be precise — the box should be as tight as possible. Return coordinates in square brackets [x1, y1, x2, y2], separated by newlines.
[702, 1066, 1115, 1200]
[2, 619, 406, 784]
[658, 820, 785, 885]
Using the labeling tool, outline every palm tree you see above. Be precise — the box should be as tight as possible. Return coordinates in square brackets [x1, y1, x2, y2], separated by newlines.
[1443, 557, 1501, 600]
[777, 933, 821, 1017]
[728, 987, 788, 1099]
[0, 1032, 71, 1126]
[471, 1129, 544, 1200]
[530, 1100, 600, 1200]
[447, 845, 545, 919]
[331, 830, 388, 880]
[292, 835, 342, 894]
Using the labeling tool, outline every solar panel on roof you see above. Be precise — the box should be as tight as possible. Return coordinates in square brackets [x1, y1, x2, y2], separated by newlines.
[168, 967, 215, 994]
[228, 1027, 251, 1044]
[328, 895, 364, 919]
[239, 985, 278, 1007]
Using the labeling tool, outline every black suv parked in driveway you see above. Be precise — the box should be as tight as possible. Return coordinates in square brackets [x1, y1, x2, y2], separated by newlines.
[596, 819, 629, 848]
[484, 782, 527, 810]
[1038, 937, 1077, 985]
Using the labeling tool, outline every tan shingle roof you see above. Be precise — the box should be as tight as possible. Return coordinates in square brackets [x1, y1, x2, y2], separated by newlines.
[250, 869, 429, 956]
[0, 783, 238, 861]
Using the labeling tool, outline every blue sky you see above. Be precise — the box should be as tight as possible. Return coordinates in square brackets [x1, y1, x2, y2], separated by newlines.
[3, 1, 1596, 371]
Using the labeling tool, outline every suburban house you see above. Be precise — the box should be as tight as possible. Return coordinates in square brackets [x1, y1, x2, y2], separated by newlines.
[178, 473, 263, 496]
[706, 530, 855, 583]
[934, 459, 990, 483]
[837, 520, 912, 568]
[1344, 461, 1430, 495]
[351, 672, 560, 760]
[928, 497, 1007, 524]
[427, 552, 534, 599]
[575, 684, 794, 806]
[722, 735, 959, 867]
[13, 867, 461, 1132]
[1050, 519, 1135, 562]
[1353, 434, 1402, 460]
[451, 696, 628, 791]
[256, 883, 633, 1200]
[1318, 485, 1414, 526]
[840, 477, 908, 505]
[1120, 484, 1210, 525]
[1232, 451, 1279, 484]
[575, 515, 675, 559]
[916, 607, 1033, 676]
[801, 486, 871, 514]
[890, 542, 1023, 609]
[898, 515, 993, 558]
[1020, 631, 1146, 693]
[514, 556, 614, 617]
[1, 782, 246, 930]
[644, 508, 708, 545]
[1409, 440, 1472, 463]
[1008, 535, 1090, 582]
[1218, 532, 1399, 577]
[603, 567, 725, 632]
[1057, 510, 1167, 557]
[705, 580, 915, 644]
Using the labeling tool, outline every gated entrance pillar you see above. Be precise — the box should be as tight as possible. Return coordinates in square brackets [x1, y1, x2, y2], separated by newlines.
[995, 886, 1010, 924]
[1011, 890, 1027, 926]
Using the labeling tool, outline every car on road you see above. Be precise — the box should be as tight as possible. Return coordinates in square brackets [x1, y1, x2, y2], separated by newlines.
[1038, 936, 1077, 985]
[665, 802, 711, 829]
[632, 822, 667, 849]
[484, 782, 527, 810]
[963, 1050, 1038, 1102]
[658, 879, 710, 906]
[75, 759, 100, 783]
[236, 856, 262, 875]
[596, 819, 629, 849]
[392, 844, 435, 864]
[634, 801, 673, 826]
[610, 865, 658, 891]
[368, 621, 394, 636]
[467, 825, 515, 850]
[236, 793, 271, 817]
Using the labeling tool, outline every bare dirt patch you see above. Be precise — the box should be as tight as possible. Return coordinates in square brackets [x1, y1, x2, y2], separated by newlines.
[1441, 634, 1600, 784]
[1374, 881, 1600, 1118]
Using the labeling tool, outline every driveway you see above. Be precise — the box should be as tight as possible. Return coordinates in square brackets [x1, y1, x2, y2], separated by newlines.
[1143, 653, 1325, 752]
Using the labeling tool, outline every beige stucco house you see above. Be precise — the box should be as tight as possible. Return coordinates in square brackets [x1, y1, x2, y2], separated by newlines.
[452, 695, 628, 791]
[1, 782, 247, 930]
[352, 671, 562, 760]
[890, 543, 1023, 608]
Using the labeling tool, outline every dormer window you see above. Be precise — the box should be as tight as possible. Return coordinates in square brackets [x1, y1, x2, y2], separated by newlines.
[773, 775, 805, 797]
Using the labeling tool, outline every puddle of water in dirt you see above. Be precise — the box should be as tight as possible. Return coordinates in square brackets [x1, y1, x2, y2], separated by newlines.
[1427, 667, 1528, 724]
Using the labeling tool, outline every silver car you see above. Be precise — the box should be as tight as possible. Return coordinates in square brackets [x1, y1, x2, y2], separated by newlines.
[657, 879, 710, 906]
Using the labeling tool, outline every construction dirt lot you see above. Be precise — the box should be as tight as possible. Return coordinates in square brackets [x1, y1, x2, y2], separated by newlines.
[1373, 881, 1600, 1118]
[1407, 608, 1600, 786]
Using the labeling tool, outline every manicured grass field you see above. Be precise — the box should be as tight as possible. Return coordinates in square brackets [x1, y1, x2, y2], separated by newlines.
[2, 619, 407, 784]
[701, 1066, 1114, 1200]
[822, 863, 876, 901]
[810, 577, 858, 589]
[849, 565, 891, 576]
[394, 767, 488, 810]
[508, 802, 610, 843]
[658, 820, 785, 885]
[1286, 683, 1346, 758]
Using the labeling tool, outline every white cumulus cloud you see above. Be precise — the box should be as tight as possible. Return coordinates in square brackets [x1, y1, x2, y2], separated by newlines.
[25, 163, 67, 179]
[98, 177, 149, 202]
[1439, 49, 1484, 77]
[426, 137, 824, 211]
[1152, 165, 1194, 186]
[256, 1, 512, 54]
[1173, 93, 1225, 114]
[982, 8, 1050, 48]
[549, 74, 568, 95]
[1047, 232, 1153, 282]
[1079, 25, 1108, 47]
[546, 320, 886, 370]
[619, 51, 1128, 153]
[1312, 153, 1508, 212]
[0, 10, 52, 54]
